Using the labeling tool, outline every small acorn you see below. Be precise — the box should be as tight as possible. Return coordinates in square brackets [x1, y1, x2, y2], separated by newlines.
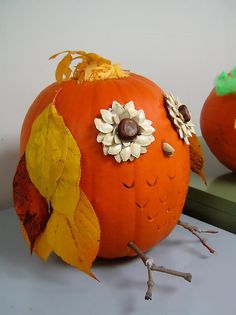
[162, 142, 175, 157]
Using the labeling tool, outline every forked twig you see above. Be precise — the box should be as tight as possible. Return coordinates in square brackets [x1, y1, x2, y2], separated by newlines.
[178, 220, 218, 254]
[128, 242, 192, 300]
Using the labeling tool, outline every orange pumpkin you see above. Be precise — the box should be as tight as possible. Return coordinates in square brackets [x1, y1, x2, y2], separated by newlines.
[201, 70, 236, 172]
[17, 52, 191, 259]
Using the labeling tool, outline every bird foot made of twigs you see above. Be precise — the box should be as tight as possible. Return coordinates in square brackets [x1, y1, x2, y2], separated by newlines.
[128, 242, 192, 300]
[177, 220, 218, 254]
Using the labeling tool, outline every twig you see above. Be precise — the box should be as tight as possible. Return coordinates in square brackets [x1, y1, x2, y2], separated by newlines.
[128, 242, 192, 300]
[178, 220, 218, 254]
[145, 264, 155, 300]
[152, 265, 192, 282]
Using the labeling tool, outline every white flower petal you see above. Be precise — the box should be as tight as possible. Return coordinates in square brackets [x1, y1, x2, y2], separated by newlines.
[97, 133, 105, 143]
[103, 145, 109, 155]
[120, 147, 131, 161]
[125, 101, 137, 118]
[108, 144, 122, 155]
[113, 113, 120, 124]
[124, 101, 135, 110]
[136, 135, 151, 146]
[187, 129, 193, 137]
[100, 109, 114, 124]
[94, 118, 113, 133]
[122, 140, 131, 147]
[141, 125, 155, 136]
[130, 143, 141, 158]
[119, 110, 130, 120]
[141, 147, 147, 154]
[184, 136, 190, 145]
[129, 156, 135, 161]
[114, 154, 122, 163]
[149, 135, 155, 143]
[134, 110, 145, 124]
[139, 119, 152, 128]
[182, 124, 188, 134]
[102, 133, 114, 145]
[179, 128, 184, 139]
[114, 134, 121, 144]
[112, 101, 124, 115]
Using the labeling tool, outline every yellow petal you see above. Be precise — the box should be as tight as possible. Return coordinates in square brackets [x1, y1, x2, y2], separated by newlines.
[47, 191, 100, 275]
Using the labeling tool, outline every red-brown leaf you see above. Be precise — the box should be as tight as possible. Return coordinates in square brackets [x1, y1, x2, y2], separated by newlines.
[13, 154, 50, 252]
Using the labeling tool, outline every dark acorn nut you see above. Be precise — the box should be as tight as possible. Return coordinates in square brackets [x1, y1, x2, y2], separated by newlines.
[118, 118, 139, 140]
[178, 105, 191, 122]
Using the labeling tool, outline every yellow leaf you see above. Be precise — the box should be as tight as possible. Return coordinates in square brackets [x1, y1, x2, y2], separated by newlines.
[20, 223, 52, 261]
[26, 104, 67, 205]
[47, 191, 100, 275]
[26, 103, 81, 224]
[51, 127, 81, 224]
[25, 103, 100, 274]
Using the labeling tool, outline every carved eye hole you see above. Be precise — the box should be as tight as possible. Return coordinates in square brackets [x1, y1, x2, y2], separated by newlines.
[123, 182, 135, 189]
[146, 177, 158, 187]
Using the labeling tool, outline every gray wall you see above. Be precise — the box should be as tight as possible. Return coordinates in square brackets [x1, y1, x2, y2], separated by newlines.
[1, 0, 236, 210]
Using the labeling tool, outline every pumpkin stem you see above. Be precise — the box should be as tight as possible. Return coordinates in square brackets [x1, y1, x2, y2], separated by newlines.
[178, 220, 218, 254]
[128, 242, 192, 300]
[49, 50, 130, 84]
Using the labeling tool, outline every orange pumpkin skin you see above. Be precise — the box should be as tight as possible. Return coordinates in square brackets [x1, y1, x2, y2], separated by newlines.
[201, 89, 236, 172]
[20, 74, 190, 259]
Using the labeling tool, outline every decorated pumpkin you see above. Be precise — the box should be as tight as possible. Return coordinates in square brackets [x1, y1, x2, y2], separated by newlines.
[13, 50, 203, 276]
[201, 68, 236, 172]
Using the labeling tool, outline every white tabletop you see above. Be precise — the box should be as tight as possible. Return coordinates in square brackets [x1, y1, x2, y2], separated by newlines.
[0, 208, 236, 315]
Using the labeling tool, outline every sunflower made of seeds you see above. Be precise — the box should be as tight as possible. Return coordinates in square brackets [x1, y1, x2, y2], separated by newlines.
[164, 92, 195, 145]
[94, 101, 155, 162]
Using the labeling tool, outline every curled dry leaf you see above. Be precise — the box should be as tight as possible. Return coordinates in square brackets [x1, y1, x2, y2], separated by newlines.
[13, 154, 50, 252]
[189, 134, 207, 185]
[55, 53, 73, 82]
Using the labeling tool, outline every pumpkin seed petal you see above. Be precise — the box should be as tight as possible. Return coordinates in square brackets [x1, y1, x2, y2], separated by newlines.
[94, 118, 113, 133]
[102, 133, 114, 146]
[108, 144, 122, 155]
[120, 147, 131, 161]
[100, 109, 114, 124]
[130, 143, 141, 158]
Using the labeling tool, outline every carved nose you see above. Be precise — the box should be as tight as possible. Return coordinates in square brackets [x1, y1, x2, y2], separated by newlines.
[136, 200, 149, 208]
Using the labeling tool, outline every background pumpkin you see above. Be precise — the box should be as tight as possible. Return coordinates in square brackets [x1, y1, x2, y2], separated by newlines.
[201, 68, 236, 172]
[17, 52, 191, 260]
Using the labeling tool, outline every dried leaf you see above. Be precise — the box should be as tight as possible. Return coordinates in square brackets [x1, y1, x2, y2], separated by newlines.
[25, 103, 100, 273]
[189, 134, 207, 185]
[26, 103, 80, 224]
[13, 154, 50, 251]
[20, 223, 52, 261]
[55, 53, 73, 82]
[47, 191, 100, 275]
